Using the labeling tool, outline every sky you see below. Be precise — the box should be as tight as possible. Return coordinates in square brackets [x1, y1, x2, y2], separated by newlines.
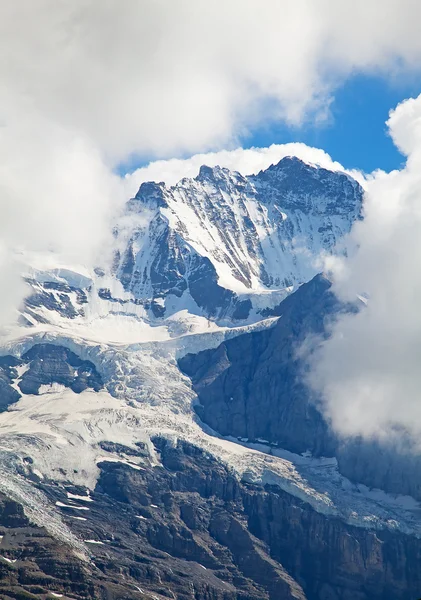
[3, 1, 421, 444]
[246, 74, 421, 173]
[119, 73, 421, 177]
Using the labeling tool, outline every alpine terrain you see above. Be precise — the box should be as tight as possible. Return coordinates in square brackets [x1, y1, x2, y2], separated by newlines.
[0, 156, 420, 600]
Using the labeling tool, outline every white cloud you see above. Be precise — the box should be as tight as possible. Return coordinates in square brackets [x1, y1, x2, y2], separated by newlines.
[2, 1, 421, 160]
[0, 115, 125, 325]
[123, 143, 364, 195]
[309, 93, 421, 445]
[1, 1, 421, 326]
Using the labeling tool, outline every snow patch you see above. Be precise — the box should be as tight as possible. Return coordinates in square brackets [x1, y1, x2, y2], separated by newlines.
[56, 502, 90, 511]
[67, 492, 93, 502]
[38, 383, 67, 395]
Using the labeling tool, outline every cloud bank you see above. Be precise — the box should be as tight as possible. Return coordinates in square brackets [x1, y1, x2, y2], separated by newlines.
[3, 1, 421, 159]
[124, 143, 363, 194]
[2, 0, 421, 326]
[309, 94, 421, 444]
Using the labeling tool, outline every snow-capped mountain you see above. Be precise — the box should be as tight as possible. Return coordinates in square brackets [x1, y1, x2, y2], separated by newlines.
[1, 157, 419, 600]
[112, 157, 362, 320]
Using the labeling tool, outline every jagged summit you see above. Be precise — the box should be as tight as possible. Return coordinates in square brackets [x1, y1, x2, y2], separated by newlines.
[114, 158, 362, 320]
[133, 180, 168, 208]
[196, 163, 232, 181]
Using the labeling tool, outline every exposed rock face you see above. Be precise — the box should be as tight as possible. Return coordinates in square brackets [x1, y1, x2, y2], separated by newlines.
[13, 438, 418, 600]
[0, 344, 102, 409]
[179, 275, 421, 501]
[24, 279, 89, 322]
[336, 437, 421, 501]
[0, 493, 99, 600]
[113, 158, 362, 318]
[18, 344, 103, 395]
[243, 484, 421, 600]
[179, 274, 339, 456]
[0, 356, 22, 412]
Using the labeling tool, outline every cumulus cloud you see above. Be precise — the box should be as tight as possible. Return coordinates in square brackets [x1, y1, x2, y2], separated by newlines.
[309, 93, 421, 444]
[0, 114, 125, 326]
[3, 1, 421, 160]
[123, 143, 364, 194]
[2, 0, 421, 326]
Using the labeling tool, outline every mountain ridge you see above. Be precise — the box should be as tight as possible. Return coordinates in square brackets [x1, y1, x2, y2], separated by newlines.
[112, 156, 363, 320]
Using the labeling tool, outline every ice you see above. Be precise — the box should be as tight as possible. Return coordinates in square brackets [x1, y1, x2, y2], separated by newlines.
[16, 364, 30, 378]
[67, 492, 93, 502]
[2, 324, 421, 539]
[0, 382, 149, 489]
[9, 363, 30, 393]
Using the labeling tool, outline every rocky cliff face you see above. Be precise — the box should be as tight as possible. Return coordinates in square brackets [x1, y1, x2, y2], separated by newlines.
[180, 274, 421, 502]
[179, 274, 339, 456]
[0, 343, 102, 410]
[1, 438, 418, 600]
[336, 436, 421, 501]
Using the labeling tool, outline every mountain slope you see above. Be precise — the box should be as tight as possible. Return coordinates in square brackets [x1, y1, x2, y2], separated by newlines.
[1, 157, 421, 600]
[179, 273, 339, 456]
[179, 272, 421, 503]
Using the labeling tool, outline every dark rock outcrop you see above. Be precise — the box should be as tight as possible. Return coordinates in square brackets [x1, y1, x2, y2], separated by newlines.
[336, 436, 421, 501]
[24, 279, 89, 322]
[180, 274, 339, 456]
[0, 344, 102, 408]
[179, 275, 421, 500]
[18, 344, 103, 395]
[0, 356, 22, 411]
[52, 439, 421, 599]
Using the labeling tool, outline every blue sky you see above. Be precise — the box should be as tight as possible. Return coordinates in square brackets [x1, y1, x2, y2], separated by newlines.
[246, 74, 421, 173]
[120, 74, 421, 177]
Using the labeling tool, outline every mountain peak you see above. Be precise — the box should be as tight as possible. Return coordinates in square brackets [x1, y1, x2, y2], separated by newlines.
[196, 164, 227, 181]
[134, 180, 168, 208]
